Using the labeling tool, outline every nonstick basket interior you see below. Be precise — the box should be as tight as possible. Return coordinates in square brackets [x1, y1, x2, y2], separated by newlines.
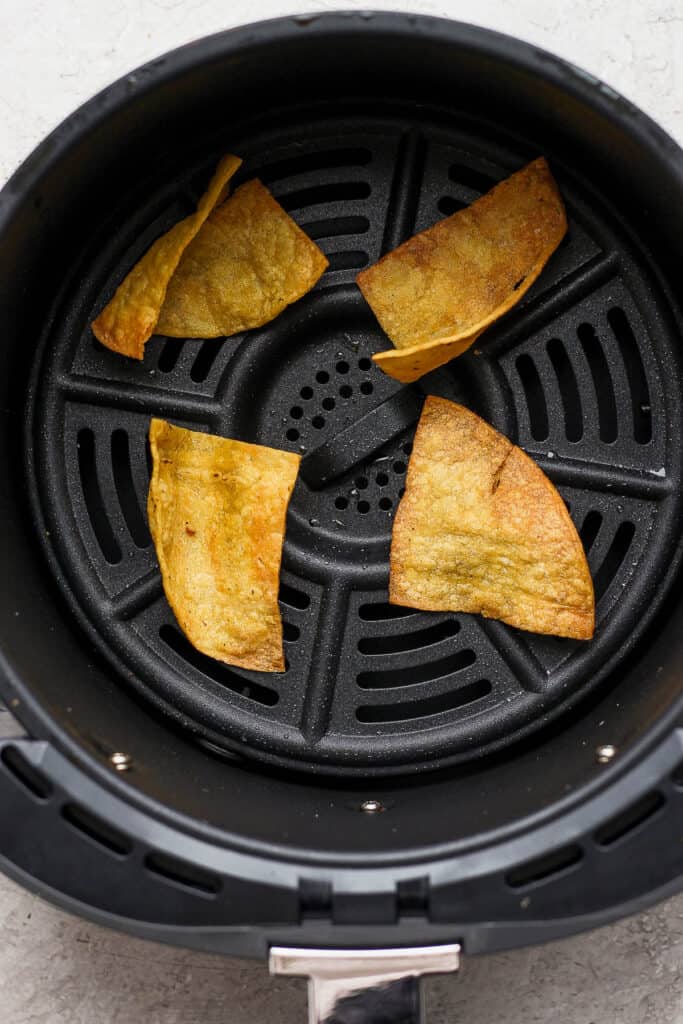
[27, 102, 683, 776]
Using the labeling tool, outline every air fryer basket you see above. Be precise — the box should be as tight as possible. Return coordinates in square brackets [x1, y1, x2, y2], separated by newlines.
[1, 11, 683, 1009]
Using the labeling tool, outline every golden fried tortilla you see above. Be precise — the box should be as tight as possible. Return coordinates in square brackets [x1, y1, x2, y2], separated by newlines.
[390, 397, 594, 639]
[92, 154, 242, 359]
[156, 179, 329, 337]
[148, 419, 300, 672]
[357, 157, 567, 383]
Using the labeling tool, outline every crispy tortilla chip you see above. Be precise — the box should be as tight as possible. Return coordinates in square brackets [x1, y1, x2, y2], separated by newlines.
[155, 179, 329, 337]
[390, 397, 594, 639]
[92, 155, 242, 359]
[357, 157, 567, 383]
[148, 419, 300, 672]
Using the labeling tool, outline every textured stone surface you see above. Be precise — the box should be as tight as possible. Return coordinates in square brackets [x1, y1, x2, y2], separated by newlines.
[2, 1, 683, 1021]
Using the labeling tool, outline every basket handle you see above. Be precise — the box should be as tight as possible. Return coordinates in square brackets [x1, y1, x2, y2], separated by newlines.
[270, 944, 460, 1023]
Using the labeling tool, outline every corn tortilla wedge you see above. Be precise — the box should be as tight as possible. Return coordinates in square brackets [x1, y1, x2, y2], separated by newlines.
[92, 154, 242, 359]
[156, 179, 329, 338]
[390, 397, 594, 639]
[148, 419, 300, 672]
[357, 157, 567, 383]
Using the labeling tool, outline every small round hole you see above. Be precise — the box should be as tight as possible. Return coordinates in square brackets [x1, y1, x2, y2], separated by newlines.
[290, 405, 303, 419]
[286, 428, 300, 441]
[402, 441, 413, 455]
[335, 496, 348, 510]
[358, 500, 370, 514]
[379, 497, 392, 511]
[300, 386, 314, 400]
[322, 397, 335, 411]
[360, 381, 373, 395]
[355, 476, 368, 490]
[336, 360, 349, 374]
[316, 370, 330, 384]
[399, 486, 406, 497]
[358, 357, 372, 370]
[376, 472, 389, 486]
[312, 415, 325, 429]
[339, 384, 353, 398]
[393, 460, 406, 474]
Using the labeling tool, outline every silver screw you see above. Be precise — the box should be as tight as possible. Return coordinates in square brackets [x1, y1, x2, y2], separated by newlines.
[596, 744, 617, 764]
[360, 799, 385, 814]
[110, 752, 132, 772]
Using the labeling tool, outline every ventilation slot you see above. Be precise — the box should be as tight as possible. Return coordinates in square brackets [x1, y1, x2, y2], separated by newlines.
[279, 181, 371, 212]
[300, 878, 333, 919]
[77, 428, 122, 564]
[358, 619, 460, 655]
[257, 147, 372, 184]
[357, 649, 476, 689]
[326, 250, 369, 271]
[62, 802, 132, 856]
[191, 339, 223, 383]
[593, 521, 636, 600]
[357, 678, 491, 722]
[359, 602, 416, 621]
[515, 354, 549, 441]
[283, 622, 300, 642]
[157, 338, 185, 372]
[145, 851, 221, 895]
[448, 162, 497, 193]
[595, 790, 665, 847]
[437, 196, 466, 217]
[111, 430, 150, 548]
[607, 307, 652, 443]
[397, 877, 429, 917]
[1, 746, 52, 800]
[579, 510, 603, 554]
[506, 844, 583, 889]
[302, 215, 370, 240]
[577, 323, 618, 443]
[160, 625, 279, 704]
[546, 338, 583, 441]
[280, 583, 311, 610]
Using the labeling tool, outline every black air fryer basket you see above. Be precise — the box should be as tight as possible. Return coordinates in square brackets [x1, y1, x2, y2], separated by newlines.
[2, 12, 683, 1022]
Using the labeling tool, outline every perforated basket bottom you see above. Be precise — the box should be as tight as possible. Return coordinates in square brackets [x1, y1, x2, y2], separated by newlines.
[29, 106, 683, 774]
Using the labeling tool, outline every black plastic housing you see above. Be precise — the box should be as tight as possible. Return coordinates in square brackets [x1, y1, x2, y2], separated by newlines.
[1, 12, 683, 957]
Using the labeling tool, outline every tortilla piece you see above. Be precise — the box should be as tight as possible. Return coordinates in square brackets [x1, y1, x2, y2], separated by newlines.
[156, 179, 329, 337]
[148, 419, 300, 672]
[92, 154, 242, 359]
[357, 157, 567, 383]
[390, 397, 594, 639]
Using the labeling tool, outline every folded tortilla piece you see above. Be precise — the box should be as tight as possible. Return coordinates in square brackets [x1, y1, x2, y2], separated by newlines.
[390, 397, 594, 639]
[148, 419, 300, 672]
[155, 179, 328, 338]
[357, 157, 567, 383]
[92, 154, 242, 359]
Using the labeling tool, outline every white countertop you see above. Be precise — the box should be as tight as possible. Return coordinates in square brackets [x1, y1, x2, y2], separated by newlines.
[2, 1, 683, 1021]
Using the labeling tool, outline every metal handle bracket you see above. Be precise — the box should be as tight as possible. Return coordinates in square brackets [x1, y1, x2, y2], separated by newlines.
[270, 943, 461, 1024]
